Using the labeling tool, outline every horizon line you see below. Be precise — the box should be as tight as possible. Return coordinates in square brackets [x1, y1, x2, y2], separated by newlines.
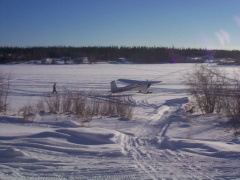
[0, 45, 239, 51]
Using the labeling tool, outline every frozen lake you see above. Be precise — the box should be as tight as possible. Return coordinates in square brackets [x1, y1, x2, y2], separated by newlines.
[1, 63, 195, 109]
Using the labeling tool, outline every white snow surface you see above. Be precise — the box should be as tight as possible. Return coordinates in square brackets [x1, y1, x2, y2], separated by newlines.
[0, 63, 240, 179]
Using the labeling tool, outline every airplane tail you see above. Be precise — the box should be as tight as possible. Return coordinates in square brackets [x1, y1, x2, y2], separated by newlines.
[111, 81, 118, 92]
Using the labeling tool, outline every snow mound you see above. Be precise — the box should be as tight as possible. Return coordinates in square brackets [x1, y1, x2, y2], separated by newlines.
[0, 147, 38, 163]
[0, 121, 126, 157]
[56, 128, 119, 145]
[161, 137, 240, 158]
[0, 147, 26, 157]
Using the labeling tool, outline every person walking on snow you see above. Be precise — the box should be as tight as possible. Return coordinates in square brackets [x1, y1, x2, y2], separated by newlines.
[52, 83, 57, 94]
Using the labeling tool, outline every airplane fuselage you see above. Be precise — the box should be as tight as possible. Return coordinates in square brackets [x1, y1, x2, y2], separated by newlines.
[110, 79, 161, 93]
[111, 81, 150, 93]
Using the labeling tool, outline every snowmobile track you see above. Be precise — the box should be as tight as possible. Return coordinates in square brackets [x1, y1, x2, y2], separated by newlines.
[120, 94, 226, 179]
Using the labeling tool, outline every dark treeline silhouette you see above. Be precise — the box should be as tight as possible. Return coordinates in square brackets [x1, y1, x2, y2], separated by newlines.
[0, 46, 239, 64]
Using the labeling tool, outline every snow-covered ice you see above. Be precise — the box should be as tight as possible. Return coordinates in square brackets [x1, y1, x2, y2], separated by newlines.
[0, 63, 239, 179]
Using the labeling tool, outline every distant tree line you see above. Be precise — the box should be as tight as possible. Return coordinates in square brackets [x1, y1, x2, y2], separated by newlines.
[0, 46, 239, 64]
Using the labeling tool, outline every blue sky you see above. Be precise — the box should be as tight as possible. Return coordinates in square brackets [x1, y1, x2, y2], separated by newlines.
[0, 0, 240, 49]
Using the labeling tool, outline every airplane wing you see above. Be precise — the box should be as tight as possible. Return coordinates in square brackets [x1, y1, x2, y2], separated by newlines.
[118, 79, 161, 85]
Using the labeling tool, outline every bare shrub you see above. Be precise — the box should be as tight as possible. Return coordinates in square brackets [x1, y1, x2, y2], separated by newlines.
[99, 97, 116, 116]
[29, 91, 134, 121]
[98, 96, 133, 119]
[44, 94, 61, 113]
[185, 65, 227, 114]
[121, 104, 133, 119]
[61, 91, 73, 113]
[90, 98, 101, 115]
[35, 97, 45, 112]
[229, 114, 240, 134]
[223, 79, 240, 116]
[82, 103, 94, 121]
[0, 73, 11, 113]
[18, 104, 34, 116]
[72, 92, 87, 117]
[107, 99, 117, 115]
[221, 79, 240, 132]
[185, 65, 240, 132]
[18, 102, 36, 122]
[115, 97, 133, 119]
[99, 98, 110, 116]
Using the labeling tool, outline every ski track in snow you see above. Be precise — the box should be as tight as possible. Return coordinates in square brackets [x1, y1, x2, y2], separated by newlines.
[0, 64, 240, 179]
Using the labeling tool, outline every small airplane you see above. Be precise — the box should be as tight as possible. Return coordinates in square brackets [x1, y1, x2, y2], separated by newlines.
[110, 79, 162, 93]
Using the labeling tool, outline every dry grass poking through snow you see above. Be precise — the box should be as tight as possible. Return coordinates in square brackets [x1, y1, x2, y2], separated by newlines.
[19, 91, 134, 122]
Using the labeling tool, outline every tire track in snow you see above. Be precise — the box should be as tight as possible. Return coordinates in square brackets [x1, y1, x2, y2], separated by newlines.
[122, 93, 185, 179]
[123, 94, 219, 179]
